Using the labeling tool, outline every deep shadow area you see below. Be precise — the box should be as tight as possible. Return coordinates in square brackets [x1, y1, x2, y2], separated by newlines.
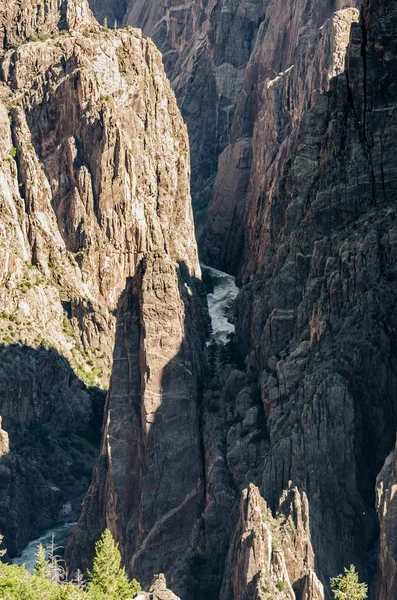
[64, 258, 214, 598]
[0, 343, 105, 559]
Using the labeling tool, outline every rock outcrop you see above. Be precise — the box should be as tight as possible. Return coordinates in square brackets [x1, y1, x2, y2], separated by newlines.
[66, 255, 205, 595]
[376, 441, 397, 600]
[135, 573, 181, 600]
[219, 485, 295, 600]
[0, 417, 9, 457]
[0, 0, 203, 560]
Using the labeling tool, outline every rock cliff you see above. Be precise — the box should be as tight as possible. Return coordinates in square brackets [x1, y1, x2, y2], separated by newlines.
[2, 0, 397, 599]
[66, 255, 206, 595]
[229, 0, 397, 596]
[88, 0, 359, 274]
[0, 0, 202, 560]
[201, 5, 360, 273]
[68, 1, 397, 598]
[89, 0, 396, 597]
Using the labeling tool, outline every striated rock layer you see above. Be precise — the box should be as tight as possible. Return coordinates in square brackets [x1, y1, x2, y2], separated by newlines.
[66, 254, 206, 594]
[89, 0, 359, 275]
[227, 0, 397, 596]
[0, 0, 203, 558]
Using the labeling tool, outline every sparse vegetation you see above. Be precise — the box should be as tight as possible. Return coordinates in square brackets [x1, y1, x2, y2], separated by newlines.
[0, 530, 140, 599]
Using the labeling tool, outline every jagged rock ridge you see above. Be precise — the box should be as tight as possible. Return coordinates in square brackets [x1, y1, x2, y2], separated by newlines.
[66, 255, 206, 595]
[0, 0, 202, 559]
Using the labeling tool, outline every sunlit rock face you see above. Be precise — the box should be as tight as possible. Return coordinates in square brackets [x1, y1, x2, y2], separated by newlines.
[88, 0, 358, 275]
[0, 0, 203, 562]
[376, 441, 397, 600]
[135, 573, 181, 600]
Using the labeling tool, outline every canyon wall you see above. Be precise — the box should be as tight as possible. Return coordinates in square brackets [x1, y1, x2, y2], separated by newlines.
[2, 1, 397, 599]
[231, 0, 397, 595]
[0, 0, 203, 560]
[89, 0, 359, 274]
[77, 0, 397, 598]
[200, 2, 360, 273]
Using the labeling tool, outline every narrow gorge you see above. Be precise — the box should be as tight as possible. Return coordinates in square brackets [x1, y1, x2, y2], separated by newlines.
[0, 1, 396, 600]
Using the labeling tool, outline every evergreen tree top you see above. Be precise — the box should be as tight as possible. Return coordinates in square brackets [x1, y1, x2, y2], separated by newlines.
[88, 529, 140, 600]
[330, 565, 368, 600]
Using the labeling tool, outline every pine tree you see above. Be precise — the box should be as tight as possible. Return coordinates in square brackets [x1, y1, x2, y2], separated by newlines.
[88, 529, 141, 600]
[34, 543, 51, 579]
[330, 565, 368, 600]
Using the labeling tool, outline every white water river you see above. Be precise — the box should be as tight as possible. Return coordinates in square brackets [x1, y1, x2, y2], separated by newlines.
[12, 522, 76, 571]
[201, 263, 238, 344]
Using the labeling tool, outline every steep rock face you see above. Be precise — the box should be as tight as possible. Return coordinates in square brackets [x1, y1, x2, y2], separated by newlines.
[376, 441, 397, 600]
[0, 0, 201, 558]
[201, 367, 327, 599]
[229, 0, 397, 595]
[202, 6, 360, 273]
[88, 0, 358, 275]
[120, 0, 269, 229]
[66, 254, 205, 595]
